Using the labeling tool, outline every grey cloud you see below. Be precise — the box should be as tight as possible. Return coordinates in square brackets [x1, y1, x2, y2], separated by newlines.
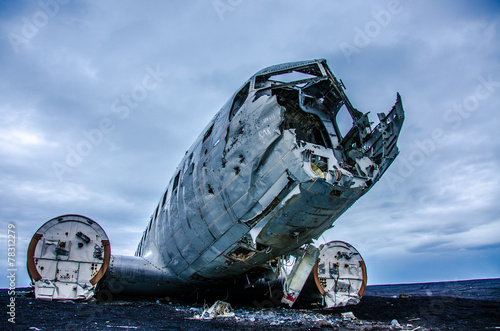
[1, 0, 499, 288]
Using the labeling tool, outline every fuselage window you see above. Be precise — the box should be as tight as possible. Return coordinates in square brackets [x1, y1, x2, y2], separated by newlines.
[172, 171, 180, 192]
[162, 190, 168, 207]
[283, 105, 333, 149]
[203, 124, 214, 143]
[229, 82, 250, 121]
[334, 104, 354, 140]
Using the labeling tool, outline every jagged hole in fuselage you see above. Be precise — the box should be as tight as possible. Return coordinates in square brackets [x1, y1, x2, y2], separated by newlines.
[273, 88, 333, 149]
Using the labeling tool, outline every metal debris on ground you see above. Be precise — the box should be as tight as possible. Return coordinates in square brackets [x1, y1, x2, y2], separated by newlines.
[185, 302, 429, 329]
[341, 311, 356, 320]
[196, 300, 235, 319]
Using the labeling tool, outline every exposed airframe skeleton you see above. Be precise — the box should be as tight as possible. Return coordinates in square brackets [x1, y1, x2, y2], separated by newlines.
[27, 59, 404, 308]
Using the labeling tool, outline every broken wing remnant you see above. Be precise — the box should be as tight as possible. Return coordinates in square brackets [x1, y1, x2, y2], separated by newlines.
[27, 59, 404, 307]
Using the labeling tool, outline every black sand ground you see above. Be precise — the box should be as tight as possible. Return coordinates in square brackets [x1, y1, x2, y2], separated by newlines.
[2, 280, 500, 330]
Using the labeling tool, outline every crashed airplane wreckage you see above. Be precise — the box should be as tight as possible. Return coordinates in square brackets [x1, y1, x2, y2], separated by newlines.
[27, 59, 404, 308]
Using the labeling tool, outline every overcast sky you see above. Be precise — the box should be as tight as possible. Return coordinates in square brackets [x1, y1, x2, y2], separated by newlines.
[1, 0, 499, 288]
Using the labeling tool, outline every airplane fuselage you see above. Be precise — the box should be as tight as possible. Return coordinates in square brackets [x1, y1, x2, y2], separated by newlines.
[27, 59, 404, 306]
[134, 59, 403, 286]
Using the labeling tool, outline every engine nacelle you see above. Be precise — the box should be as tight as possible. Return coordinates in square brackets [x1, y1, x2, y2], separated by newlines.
[313, 241, 367, 307]
[282, 240, 367, 308]
[27, 215, 111, 300]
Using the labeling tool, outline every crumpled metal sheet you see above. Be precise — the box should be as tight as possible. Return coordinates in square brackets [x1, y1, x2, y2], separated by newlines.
[196, 300, 234, 319]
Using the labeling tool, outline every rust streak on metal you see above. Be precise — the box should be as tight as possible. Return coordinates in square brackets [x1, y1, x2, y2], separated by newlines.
[27, 233, 43, 281]
[358, 260, 368, 297]
[313, 259, 327, 296]
[90, 239, 111, 285]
